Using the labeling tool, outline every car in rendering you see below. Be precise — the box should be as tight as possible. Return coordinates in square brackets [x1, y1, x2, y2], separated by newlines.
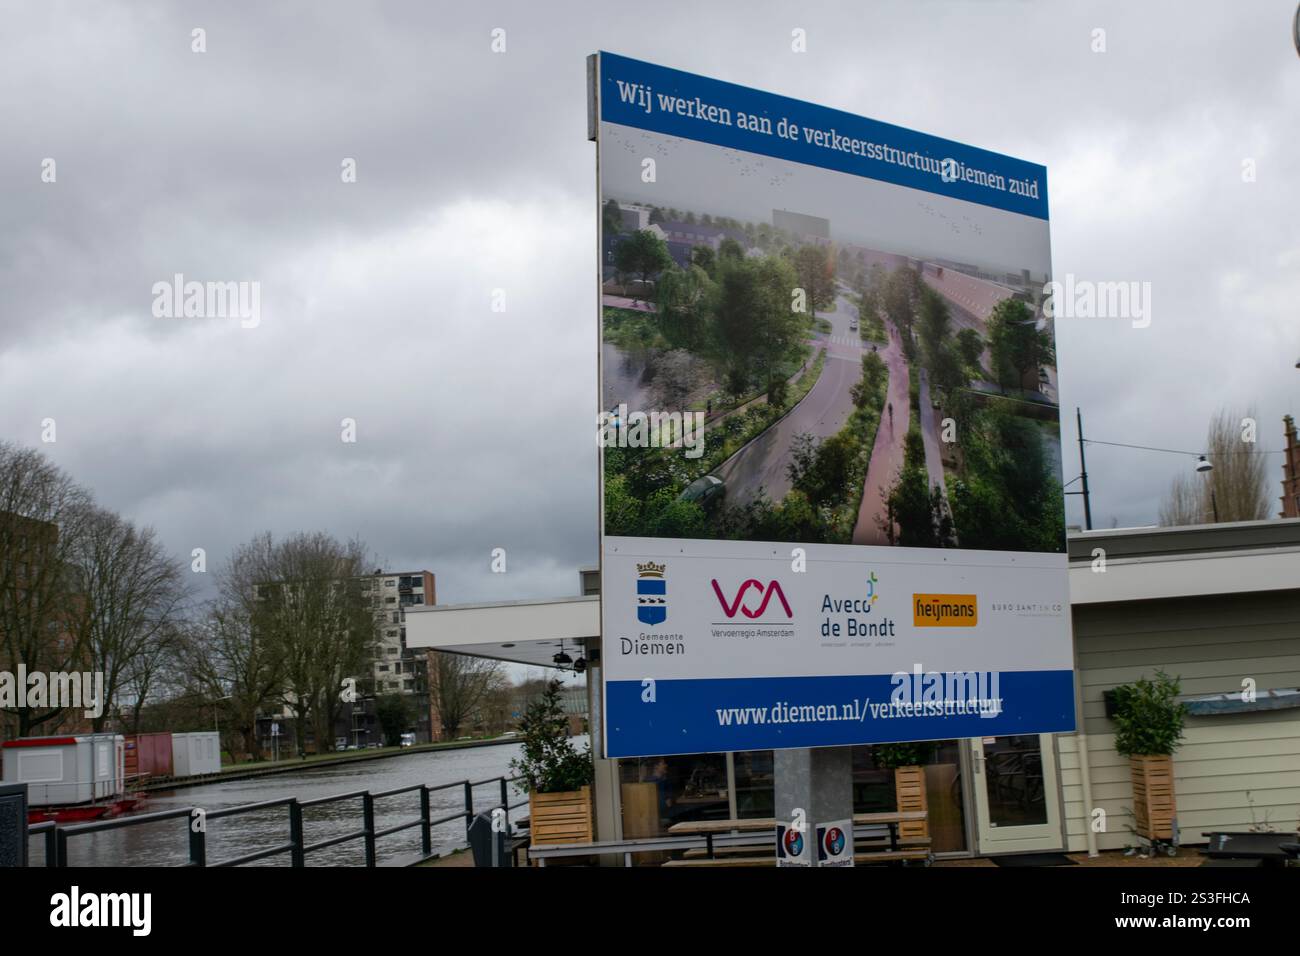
[678, 474, 725, 512]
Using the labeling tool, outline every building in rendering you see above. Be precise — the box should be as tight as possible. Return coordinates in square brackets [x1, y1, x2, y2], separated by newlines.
[772, 208, 830, 243]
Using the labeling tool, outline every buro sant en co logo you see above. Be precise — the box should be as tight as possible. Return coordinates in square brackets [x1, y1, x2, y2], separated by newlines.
[636, 562, 667, 626]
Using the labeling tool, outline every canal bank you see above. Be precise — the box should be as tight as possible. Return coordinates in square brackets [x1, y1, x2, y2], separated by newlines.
[133, 736, 522, 793]
[36, 738, 534, 867]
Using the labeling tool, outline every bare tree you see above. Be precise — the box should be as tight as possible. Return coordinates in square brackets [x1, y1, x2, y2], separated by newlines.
[178, 601, 281, 761]
[1159, 406, 1270, 525]
[0, 442, 93, 737]
[70, 507, 190, 731]
[247, 532, 376, 754]
[429, 651, 506, 740]
[119, 620, 185, 734]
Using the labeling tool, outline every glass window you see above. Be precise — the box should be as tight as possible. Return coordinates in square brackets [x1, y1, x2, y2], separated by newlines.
[733, 751, 774, 818]
[850, 747, 895, 813]
[618, 753, 728, 837]
[852, 741, 967, 853]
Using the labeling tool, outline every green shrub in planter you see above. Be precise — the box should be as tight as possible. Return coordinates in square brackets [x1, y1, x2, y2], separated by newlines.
[1111, 670, 1186, 757]
[874, 741, 936, 770]
[509, 679, 594, 794]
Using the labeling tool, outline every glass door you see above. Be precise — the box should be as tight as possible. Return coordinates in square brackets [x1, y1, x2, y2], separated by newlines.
[969, 734, 1063, 854]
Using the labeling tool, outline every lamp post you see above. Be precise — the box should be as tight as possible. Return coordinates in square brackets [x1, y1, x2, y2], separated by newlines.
[1196, 455, 1219, 523]
[1065, 407, 1094, 530]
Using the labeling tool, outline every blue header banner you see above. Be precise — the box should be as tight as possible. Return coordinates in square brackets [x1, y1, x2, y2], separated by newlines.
[599, 52, 1049, 220]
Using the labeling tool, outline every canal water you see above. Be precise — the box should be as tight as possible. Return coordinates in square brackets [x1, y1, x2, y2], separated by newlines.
[37, 741, 531, 867]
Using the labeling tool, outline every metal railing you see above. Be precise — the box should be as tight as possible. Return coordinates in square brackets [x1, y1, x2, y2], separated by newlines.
[27, 774, 527, 867]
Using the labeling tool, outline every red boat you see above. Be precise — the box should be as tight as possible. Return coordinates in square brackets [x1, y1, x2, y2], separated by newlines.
[28, 796, 143, 825]
[3, 733, 143, 826]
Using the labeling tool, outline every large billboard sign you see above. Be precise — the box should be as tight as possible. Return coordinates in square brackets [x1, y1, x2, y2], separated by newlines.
[593, 52, 1073, 758]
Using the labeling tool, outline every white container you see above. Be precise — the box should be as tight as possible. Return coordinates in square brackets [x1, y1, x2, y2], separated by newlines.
[171, 731, 221, 777]
[0, 733, 126, 806]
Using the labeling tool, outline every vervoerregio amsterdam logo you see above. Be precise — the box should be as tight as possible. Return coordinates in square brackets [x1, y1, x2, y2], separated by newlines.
[636, 561, 667, 626]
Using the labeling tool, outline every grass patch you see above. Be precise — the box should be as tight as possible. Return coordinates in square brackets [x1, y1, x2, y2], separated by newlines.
[603, 305, 665, 351]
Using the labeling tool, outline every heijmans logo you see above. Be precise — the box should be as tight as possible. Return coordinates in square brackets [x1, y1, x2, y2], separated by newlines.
[636, 561, 667, 626]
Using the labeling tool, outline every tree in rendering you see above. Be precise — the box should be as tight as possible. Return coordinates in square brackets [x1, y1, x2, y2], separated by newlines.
[986, 298, 1054, 395]
[792, 244, 836, 318]
[956, 328, 984, 370]
[883, 267, 920, 360]
[614, 230, 673, 303]
[917, 286, 952, 364]
[713, 255, 802, 400]
[655, 264, 715, 352]
[602, 199, 623, 237]
[690, 244, 717, 278]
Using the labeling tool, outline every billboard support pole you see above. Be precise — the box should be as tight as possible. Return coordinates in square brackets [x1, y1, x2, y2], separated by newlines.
[775, 747, 853, 866]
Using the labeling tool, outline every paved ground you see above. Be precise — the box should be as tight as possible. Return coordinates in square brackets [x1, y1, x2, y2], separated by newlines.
[852, 311, 908, 545]
[713, 351, 858, 508]
[430, 846, 1208, 869]
[603, 293, 655, 312]
[916, 368, 953, 539]
[935, 848, 1204, 868]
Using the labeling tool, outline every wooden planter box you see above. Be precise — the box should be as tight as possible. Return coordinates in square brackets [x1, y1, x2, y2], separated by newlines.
[893, 766, 929, 841]
[529, 785, 593, 850]
[1130, 755, 1176, 840]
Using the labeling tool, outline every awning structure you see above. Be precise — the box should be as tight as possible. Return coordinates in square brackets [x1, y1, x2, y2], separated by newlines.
[403, 595, 598, 668]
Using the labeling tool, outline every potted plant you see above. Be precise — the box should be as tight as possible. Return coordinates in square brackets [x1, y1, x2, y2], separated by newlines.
[510, 679, 595, 855]
[1111, 670, 1186, 842]
[874, 741, 935, 841]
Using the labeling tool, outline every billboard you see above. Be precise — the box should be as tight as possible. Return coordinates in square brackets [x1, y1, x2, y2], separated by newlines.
[593, 52, 1073, 758]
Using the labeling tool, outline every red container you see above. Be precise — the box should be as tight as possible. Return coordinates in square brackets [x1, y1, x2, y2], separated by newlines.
[124, 732, 173, 781]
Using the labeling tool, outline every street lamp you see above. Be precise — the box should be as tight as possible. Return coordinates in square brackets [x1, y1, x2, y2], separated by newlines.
[1196, 456, 1219, 522]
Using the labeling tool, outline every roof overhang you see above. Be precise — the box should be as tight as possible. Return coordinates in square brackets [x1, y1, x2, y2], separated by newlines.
[1068, 518, 1300, 604]
[404, 595, 599, 668]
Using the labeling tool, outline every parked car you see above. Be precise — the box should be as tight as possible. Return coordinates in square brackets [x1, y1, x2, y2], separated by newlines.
[677, 475, 725, 511]
[399, 733, 416, 748]
[334, 737, 348, 750]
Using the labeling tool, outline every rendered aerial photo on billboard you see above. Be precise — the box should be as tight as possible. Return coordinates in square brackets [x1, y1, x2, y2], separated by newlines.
[595, 52, 1074, 758]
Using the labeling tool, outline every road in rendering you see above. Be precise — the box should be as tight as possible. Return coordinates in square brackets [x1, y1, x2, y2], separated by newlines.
[712, 285, 866, 508]
[851, 309, 909, 544]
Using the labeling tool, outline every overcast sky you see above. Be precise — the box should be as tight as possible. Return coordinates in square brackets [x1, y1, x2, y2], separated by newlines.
[2, 0, 1298, 608]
